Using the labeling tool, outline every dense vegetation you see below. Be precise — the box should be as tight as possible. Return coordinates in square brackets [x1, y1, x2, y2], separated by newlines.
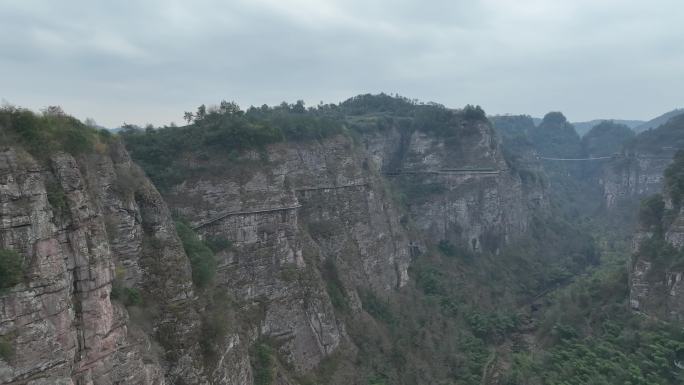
[251, 342, 275, 385]
[628, 114, 684, 153]
[633, 153, 684, 286]
[333, 211, 600, 385]
[525, 112, 612, 219]
[490, 115, 546, 184]
[665, 150, 684, 210]
[498, 149, 684, 385]
[175, 219, 217, 288]
[122, 94, 489, 190]
[121, 101, 343, 190]
[527, 112, 583, 159]
[0, 334, 13, 362]
[0, 249, 24, 291]
[581, 121, 634, 157]
[0, 105, 110, 159]
[504, 259, 683, 385]
[4, 96, 683, 384]
[110, 284, 143, 306]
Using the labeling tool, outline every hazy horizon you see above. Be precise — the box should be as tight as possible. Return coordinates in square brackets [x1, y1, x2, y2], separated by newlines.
[1, 0, 683, 127]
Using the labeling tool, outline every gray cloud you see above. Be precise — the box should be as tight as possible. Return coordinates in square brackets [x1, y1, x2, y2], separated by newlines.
[1, 0, 682, 127]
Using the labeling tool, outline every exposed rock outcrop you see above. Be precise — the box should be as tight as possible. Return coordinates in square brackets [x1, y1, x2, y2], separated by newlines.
[0, 143, 206, 384]
[164, 134, 412, 375]
[600, 155, 673, 208]
[1, 103, 549, 384]
[362, 120, 546, 253]
[599, 114, 684, 208]
[630, 168, 684, 322]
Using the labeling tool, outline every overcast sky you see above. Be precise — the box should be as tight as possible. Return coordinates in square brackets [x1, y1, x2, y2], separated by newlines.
[1, 0, 682, 127]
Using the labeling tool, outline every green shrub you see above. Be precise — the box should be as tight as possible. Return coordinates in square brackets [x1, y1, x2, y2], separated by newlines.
[205, 236, 232, 253]
[124, 287, 143, 306]
[412, 264, 445, 296]
[321, 259, 348, 311]
[200, 310, 229, 359]
[279, 263, 299, 283]
[437, 240, 457, 257]
[639, 194, 665, 232]
[308, 220, 338, 239]
[121, 101, 344, 190]
[175, 220, 216, 288]
[0, 106, 104, 159]
[665, 150, 684, 209]
[465, 310, 519, 341]
[62, 125, 94, 154]
[46, 180, 67, 212]
[196, 291, 235, 360]
[359, 290, 394, 324]
[0, 335, 13, 362]
[110, 283, 143, 306]
[0, 249, 24, 290]
[251, 342, 275, 385]
[462, 104, 486, 121]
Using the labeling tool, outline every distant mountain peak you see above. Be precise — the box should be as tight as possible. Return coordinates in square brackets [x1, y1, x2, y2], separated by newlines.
[634, 108, 684, 133]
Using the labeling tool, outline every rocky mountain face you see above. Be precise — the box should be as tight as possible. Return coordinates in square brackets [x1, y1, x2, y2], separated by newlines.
[630, 217, 684, 323]
[158, 112, 546, 380]
[0, 102, 548, 384]
[163, 134, 412, 382]
[629, 153, 684, 322]
[572, 119, 642, 137]
[597, 115, 684, 208]
[0, 142, 207, 384]
[598, 156, 672, 208]
[360, 119, 546, 253]
[633, 108, 684, 133]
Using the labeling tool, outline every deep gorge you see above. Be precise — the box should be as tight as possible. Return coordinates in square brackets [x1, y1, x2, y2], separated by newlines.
[1, 94, 683, 385]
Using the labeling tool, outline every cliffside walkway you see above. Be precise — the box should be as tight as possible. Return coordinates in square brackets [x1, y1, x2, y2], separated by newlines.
[192, 204, 302, 230]
[295, 182, 368, 192]
[537, 156, 613, 161]
[538, 154, 674, 161]
[383, 168, 502, 176]
[192, 183, 369, 230]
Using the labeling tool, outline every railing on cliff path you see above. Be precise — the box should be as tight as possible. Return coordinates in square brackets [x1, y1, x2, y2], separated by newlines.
[191, 183, 370, 230]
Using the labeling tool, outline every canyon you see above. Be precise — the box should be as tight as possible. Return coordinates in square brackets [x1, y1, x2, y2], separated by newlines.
[1, 96, 683, 384]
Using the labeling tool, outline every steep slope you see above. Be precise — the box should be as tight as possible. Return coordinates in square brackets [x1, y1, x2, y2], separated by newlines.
[490, 115, 548, 187]
[163, 135, 411, 379]
[634, 108, 684, 133]
[598, 114, 684, 208]
[121, 95, 560, 384]
[528, 112, 584, 160]
[630, 151, 684, 321]
[572, 118, 642, 137]
[525, 112, 608, 217]
[2, 95, 595, 385]
[581, 121, 635, 157]
[356, 110, 547, 253]
[0, 110, 209, 384]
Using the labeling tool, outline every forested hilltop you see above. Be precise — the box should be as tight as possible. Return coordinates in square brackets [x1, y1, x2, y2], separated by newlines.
[0, 95, 683, 384]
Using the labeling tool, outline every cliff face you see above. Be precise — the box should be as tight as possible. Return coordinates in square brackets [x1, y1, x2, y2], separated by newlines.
[164, 134, 412, 379]
[362, 120, 546, 253]
[1, 104, 549, 384]
[630, 215, 684, 322]
[629, 155, 684, 322]
[599, 115, 684, 208]
[151, 113, 547, 381]
[0, 143, 206, 384]
[600, 155, 672, 208]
